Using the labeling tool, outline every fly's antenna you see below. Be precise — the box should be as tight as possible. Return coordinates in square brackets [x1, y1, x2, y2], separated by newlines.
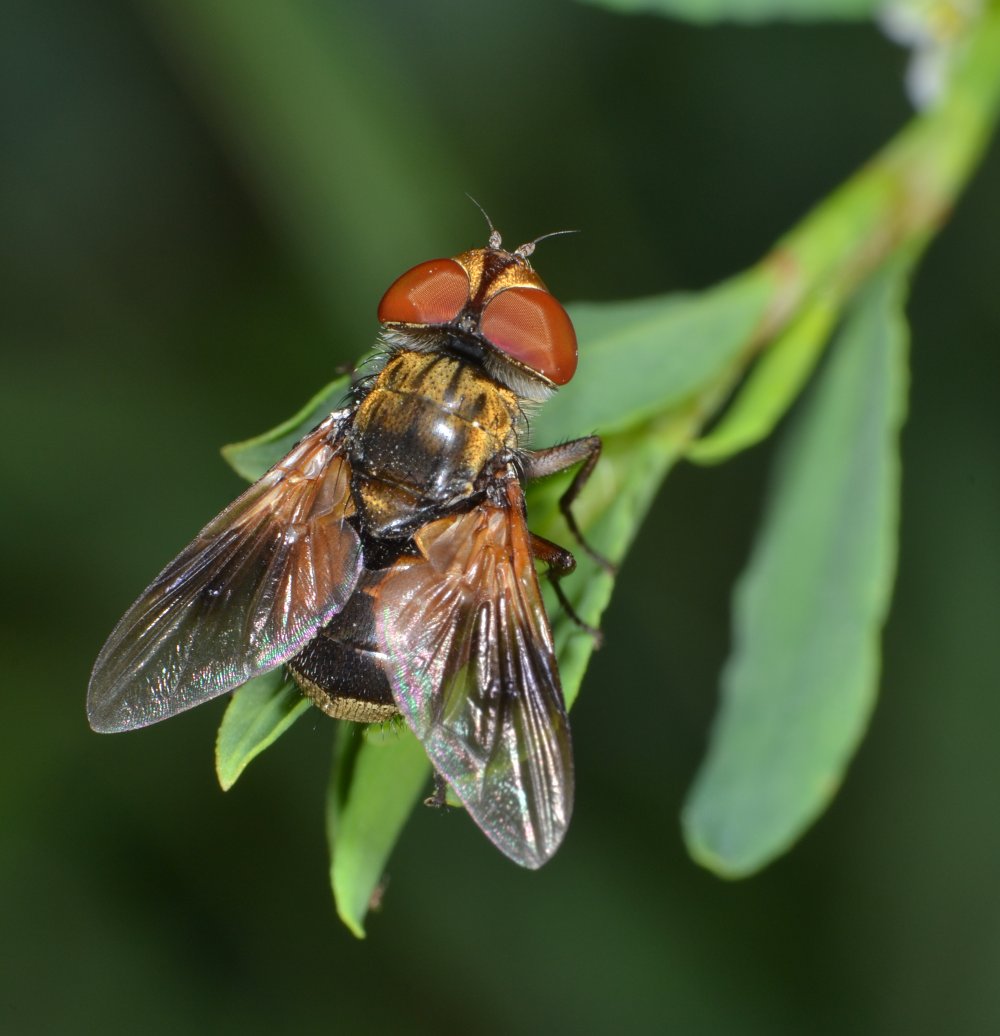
[514, 228, 579, 260]
[466, 193, 503, 250]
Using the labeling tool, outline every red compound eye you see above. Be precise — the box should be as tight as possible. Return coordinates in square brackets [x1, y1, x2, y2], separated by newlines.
[479, 286, 578, 385]
[377, 258, 470, 326]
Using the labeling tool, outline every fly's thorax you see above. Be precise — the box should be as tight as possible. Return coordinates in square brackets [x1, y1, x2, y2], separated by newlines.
[348, 351, 522, 538]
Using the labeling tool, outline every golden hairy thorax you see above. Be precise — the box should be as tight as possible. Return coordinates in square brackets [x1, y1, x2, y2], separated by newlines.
[347, 350, 522, 538]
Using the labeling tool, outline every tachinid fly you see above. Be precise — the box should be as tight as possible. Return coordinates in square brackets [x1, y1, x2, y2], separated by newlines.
[88, 226, 607, 868]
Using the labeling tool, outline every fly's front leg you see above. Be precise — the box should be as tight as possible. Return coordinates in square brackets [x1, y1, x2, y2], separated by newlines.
[523, 437, 616, 574]
[530, 533, 603, 647]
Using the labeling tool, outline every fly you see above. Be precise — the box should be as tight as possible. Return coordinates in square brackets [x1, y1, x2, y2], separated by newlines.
[88, 225, 609, 868]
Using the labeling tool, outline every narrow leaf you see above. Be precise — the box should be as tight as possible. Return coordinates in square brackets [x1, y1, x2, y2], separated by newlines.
[328, 723, 430, 938]
[217, 269, 767, 912]
[575, 0, 877, 24]
[323, 408, 701, 932]
[683, 259, 911, 876]
[687, 295, 837, 465]
[218, 274, 778, 695]
[215, 670, 313, 791]
[223, 273, 774, 487]
[529, 406, 702, 708]
[534, 269, 772, 444]
[222, 376, 350, 481]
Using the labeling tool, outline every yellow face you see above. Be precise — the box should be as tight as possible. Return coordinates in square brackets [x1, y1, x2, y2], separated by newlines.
[450, 247, 549, 303]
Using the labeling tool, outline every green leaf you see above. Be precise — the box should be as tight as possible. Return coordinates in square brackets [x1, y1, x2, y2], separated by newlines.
[221, 375, 350, 481]
[218, 272, 780, 697]
[321, 397, 705, 934]
[219, 265, 768, 710]
[222, 272, 774, 486]
[682, 258, 912, 877]
[575, 0, 876, 23]
[217, 270, 773, 912]
[327, 722, 430, 938]
[534, 269, 772, 444]
[215, 670, 313, 791]
[686, 295, 838, 465]
[528, 406, 702, 708]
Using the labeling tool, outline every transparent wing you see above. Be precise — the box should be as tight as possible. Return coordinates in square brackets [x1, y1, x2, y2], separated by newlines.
[374, 479, 573, 868]
[88, 412, 363, 732]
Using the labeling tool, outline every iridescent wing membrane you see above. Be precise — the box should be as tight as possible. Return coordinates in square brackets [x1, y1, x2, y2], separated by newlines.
[89, 418, 573, 868]
[88, 413, 362, 732]
[374, 478, 574, 868]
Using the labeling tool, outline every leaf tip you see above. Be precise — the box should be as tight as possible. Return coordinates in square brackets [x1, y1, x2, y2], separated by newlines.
[214, 744, 241, 792]
[682, 828, 760, 881]
[684, 438, 732, 466]
[681, 804, 773, 880]
[336, 905, 367, 940]
[219, 441, 257, 483]
[214, 728, 238, 792]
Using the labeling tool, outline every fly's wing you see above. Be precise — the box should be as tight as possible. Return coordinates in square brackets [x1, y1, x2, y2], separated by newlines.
[374, 478, 573, 868]
[88, 412, 363, 732]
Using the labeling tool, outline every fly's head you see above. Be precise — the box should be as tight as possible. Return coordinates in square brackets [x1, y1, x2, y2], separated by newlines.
[376, 230, 578, 402]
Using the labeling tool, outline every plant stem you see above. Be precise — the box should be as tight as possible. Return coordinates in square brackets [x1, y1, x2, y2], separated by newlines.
[756, 5, 1000, 340]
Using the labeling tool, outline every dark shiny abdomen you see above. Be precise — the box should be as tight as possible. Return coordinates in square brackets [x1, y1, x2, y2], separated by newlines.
[348, 350, 520, 537]
[289, 573, 397, 721]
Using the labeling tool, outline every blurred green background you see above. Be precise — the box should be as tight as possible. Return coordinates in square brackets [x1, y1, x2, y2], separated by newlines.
[3, 1, 999, 1032]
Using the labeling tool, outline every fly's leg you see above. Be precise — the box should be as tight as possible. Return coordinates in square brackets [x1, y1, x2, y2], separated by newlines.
[424, 771, 449, 809]
[523, 437, 616, 575]
[530, 533, 603, 647]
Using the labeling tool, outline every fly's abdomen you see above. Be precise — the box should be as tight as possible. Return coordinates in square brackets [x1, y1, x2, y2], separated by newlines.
[288, 575, 397, 722]
[349, 352, 519, 538]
